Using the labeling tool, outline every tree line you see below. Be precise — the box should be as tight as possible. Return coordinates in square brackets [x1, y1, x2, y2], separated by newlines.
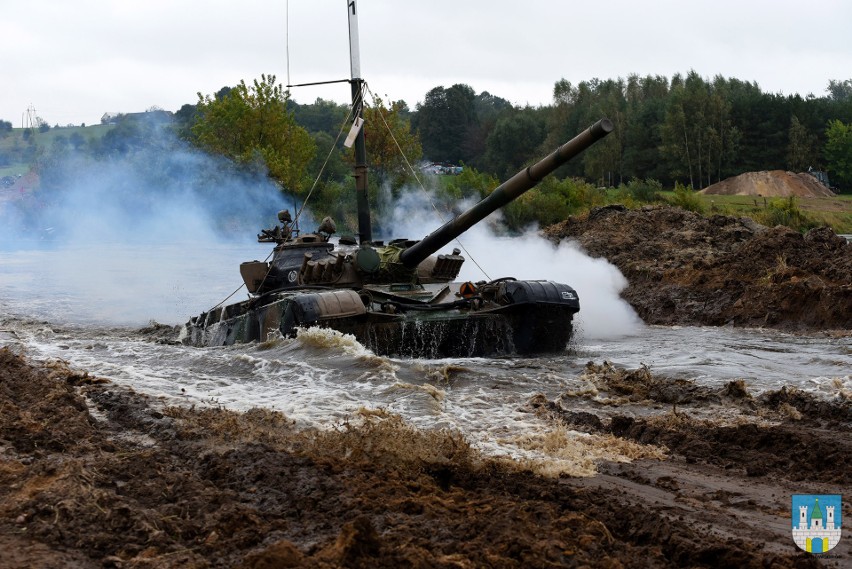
[395, 73, 852, 192]
[7, 73, 852, 235]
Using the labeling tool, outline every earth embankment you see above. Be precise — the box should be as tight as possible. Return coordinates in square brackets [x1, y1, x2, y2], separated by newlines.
[700, 170, 835, 197]
[545, 205, 852, 331]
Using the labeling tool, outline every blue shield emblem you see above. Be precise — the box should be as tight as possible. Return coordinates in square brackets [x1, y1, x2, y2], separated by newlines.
[792, 494, 842, 553]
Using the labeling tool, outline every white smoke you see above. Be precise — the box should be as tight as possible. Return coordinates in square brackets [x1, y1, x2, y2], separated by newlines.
[0, 118, 307, 326]
[381, 189, 644, 340]
[1, 122, 642, 337]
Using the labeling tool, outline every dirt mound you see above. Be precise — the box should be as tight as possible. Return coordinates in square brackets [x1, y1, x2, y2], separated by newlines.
[701, 170, 835, 197]
[2, 349, 837, 567]
[545, 205, 852, 330]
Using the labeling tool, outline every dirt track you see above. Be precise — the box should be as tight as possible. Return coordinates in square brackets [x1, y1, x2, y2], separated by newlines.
[2, 348, 849, 568]
[545, 205, 852, 331]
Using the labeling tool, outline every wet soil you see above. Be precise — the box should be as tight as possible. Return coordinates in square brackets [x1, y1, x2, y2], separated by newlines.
[2, 348, 848, 568]
[544, 205, 852, 331]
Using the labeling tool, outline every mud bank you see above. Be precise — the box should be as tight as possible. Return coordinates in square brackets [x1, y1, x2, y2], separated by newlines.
[2, 348, 848, 568]
[545, 205, 852, 331]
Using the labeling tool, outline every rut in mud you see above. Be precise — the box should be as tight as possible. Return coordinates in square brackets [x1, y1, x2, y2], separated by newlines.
[3, 348, 847, 567]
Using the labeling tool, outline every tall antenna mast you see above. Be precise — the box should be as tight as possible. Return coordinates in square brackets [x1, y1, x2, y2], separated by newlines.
[285, 0, 291, 91]
[347, 0, 371, 244]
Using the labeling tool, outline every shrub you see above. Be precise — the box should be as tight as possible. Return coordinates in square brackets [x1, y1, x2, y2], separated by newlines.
[622, 178, 663, 203]
[755, 196, 818, 232]
[668, 182, 704, 213]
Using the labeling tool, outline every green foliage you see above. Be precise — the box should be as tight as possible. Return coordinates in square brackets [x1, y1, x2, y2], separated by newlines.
[786, 116, 818, 171]
[414, 84, 478, 164]
[667, 182, 705, 213]
[501, 176, 604, 231]
[824, 119, 852, 189]
[482, 107, 546, 178]
[621, 178, 663, 202]
[504, 188, 569, 230]
[660, 71, 738, 190]
[361, 96, 422, 192]
[826, 79, 852, 102]
[311, 179, 358, 234]
[551, 176, 606, 212]
[754, 196, 817, 232]
[290, 98, 348, 135]
[308, 131, 349, 183]
[443, 166, 499, 201]
[192, 74, 316, 195]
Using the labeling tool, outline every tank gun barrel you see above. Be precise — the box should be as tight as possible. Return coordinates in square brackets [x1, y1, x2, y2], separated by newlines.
[399, 118, 614, 269]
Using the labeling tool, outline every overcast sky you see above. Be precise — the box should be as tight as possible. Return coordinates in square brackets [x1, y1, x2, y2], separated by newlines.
[3, 0, 850, 127]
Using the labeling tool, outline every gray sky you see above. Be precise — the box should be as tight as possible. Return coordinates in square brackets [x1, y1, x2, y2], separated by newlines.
[3, 0, 850, 127]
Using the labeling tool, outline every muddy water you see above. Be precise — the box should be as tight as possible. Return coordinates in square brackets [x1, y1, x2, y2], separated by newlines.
[1, 242, 849, 470]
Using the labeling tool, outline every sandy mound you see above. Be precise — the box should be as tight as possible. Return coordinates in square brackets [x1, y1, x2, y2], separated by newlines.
[700, 170, 835, 197]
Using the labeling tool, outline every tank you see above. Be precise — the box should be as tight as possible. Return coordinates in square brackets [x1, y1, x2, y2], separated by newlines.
[182, 118, 613, 357]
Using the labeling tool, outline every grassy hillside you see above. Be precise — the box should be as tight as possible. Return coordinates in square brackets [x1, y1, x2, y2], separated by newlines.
[0, 124, 114, 177]
[659, 191, 852, 234]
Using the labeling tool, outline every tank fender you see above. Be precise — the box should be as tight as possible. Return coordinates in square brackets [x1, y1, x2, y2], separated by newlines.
[499, 280, 580, 312]
[283, 289, 367, 332]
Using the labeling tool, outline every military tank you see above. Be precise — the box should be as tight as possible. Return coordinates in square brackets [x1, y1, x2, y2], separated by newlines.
[182, 0, 612, 357]
[182, 118, 613, 357]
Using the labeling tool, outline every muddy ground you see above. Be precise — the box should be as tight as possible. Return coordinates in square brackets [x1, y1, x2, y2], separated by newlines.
[1, 348, 849, 568]
[545, 205, 852, 331]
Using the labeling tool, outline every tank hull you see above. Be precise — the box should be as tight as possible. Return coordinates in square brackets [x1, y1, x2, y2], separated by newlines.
[182, 281, 579, 358]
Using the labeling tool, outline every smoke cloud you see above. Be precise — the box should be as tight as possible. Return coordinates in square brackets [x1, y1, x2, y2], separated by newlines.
[382, 189, 644, 340]
[2, 120, 641, 339]
[0, 116, 305, 325]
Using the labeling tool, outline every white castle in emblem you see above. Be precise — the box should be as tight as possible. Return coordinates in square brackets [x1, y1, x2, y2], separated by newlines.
[792, 498, 841, 553]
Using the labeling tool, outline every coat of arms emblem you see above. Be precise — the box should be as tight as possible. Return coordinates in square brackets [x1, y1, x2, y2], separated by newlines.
[792, 494, 842, 553]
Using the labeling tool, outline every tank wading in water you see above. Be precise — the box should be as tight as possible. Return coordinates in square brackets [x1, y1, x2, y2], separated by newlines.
[182, 119, 614, 357]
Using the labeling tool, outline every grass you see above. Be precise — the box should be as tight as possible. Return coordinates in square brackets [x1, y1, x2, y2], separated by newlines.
[0, 124, 114, 178]
[658, 191, 852, 234]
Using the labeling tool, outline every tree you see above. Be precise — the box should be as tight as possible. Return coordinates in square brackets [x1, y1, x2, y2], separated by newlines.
[786, 116, 818, 171]
[660, 72, 737, 188]
[361, 96, 422, 191]
[826, 79, 852, 102]
[192, 74, 316, 195]
[824, 119, 852, 190]
[483, 107, 546, 178]
[69, 132, 87, 151]
[414, 84, 478, 164]
[0, 119, 11, 138]
[291, 98, 349, 136]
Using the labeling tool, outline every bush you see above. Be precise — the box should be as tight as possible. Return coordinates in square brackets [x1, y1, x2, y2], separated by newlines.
[443, 165, 499, 201]
[755, 197, 818, 232]
[622, 178, 663, 202]
[668, 182, 704, 213]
